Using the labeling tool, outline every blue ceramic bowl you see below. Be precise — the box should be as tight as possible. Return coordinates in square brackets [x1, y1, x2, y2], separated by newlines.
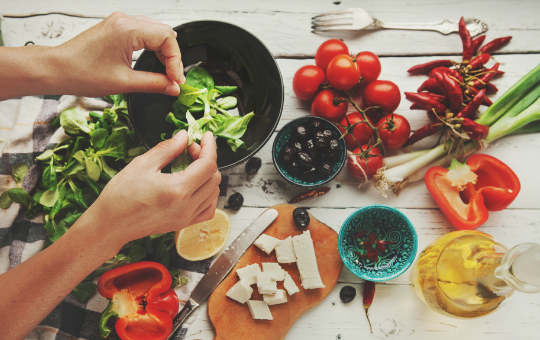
[338, 205, 418, 282]
[272, 116, 346, 187]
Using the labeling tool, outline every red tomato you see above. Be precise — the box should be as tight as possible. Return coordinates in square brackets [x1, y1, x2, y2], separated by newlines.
[311, 89, 348, 122]
[326, 54, 362, 91]
[346, 145, 383, 181]
[355, 51, 381, 86]
[376, 114, 411, 149]
[362, 80, 401, 116]
[292, 65, 326, 101]
[315, 39, 349, 71]
[338, 112, 373, 150]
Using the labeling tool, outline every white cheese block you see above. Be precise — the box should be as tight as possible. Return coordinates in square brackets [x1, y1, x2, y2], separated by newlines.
[236, 263, 261, 286]
[283, 273, 300, 295]
[226, 280, 253, 304]
[263, 289, 288, 305]
[292, 230, 325, 289]
[275, 236, 297, 264]
[262, 262, 286, 281]
[256, 272, 278, 295]
[247, 300, 273, 320]
[254, 234, 280, 254]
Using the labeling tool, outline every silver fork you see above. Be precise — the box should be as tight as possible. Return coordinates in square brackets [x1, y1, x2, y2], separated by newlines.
[312, 8, 488, 36]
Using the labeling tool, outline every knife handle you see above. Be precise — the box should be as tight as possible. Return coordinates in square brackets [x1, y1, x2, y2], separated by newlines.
[167, 298, 200, 340]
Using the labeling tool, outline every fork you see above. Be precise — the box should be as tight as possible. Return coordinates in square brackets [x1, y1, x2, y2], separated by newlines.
[311, 8, 488, 36]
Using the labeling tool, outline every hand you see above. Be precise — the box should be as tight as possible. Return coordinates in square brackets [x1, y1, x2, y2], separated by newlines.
[84, 130, 221, 247]
[54, 12, 184, 97]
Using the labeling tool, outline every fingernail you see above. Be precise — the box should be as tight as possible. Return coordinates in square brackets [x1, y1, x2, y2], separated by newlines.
[173, 129, 187, 140]
[165, 83, 180, 96]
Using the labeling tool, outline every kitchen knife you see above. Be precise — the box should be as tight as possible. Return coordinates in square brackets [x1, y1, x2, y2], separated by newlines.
[166, 208, 279, 339]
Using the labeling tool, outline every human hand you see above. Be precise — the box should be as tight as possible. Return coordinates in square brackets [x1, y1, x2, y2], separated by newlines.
[83, 130, 221, 247]
[54, 12, 184, 97]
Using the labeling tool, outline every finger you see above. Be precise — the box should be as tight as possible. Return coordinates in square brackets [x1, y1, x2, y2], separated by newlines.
[191, 170, 221, 203]
[190, 190, 219, 224]
[187, 142, 201, 160]
[198, 131, 217, 162]
[133, 15, 161, 24]
[137, 130, 188, 171]
[125, 69, 180, 96]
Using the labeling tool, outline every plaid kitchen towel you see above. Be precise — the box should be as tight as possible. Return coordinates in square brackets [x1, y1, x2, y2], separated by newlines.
[0, 95, 227, 340]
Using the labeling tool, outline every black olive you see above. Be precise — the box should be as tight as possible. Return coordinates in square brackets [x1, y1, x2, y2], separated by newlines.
[304, 139, 317, 159]
[323, 129, 333, 140]
[288, 161, 300, 175]
[293, 207, 310, 228]
[292, 141, 303, 154]
[228, 192, 244, 211]
[314, 131, 329, 149]
[296, 152, 313, 170]
[308, 120, 323, 135]
[301, 166, 318, 181]
[340, 286, 356, 303]
[280, 147, 294, 165]
[327, 139, 340, 160]
[245, 157, 262, 174]
[294, 125, 307, 142]
[319, 162, 333, 177]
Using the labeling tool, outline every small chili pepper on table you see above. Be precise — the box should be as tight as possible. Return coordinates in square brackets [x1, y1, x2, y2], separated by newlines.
[289, 186, 331, 203]
[363, 280, 376, 334]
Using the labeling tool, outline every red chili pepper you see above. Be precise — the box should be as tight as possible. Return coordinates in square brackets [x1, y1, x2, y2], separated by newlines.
[471, 63, 500, 89]
[479, 36, 512, 54]
[404, 92, 447, 116]
[410, 102, 424, 110]
[485, 82, 498, 93]
[468, 53, 491, 70]
[402, 123, 442, 147]
[434, 71, 463, 113]
[428, 67, 463, 82]
[471, 34, 486, 55]
[495, 70, 505, 77]
[425, 154, 520, 230]
[468, 87, 493, 107]
[363, 281, 375, 333]
[355, 230, 368, 239]
[460, 118, 489, 140]
[97, 262, 179, 340]
[418, 77, 442, 94]
[407, 60, 454, 74]
[457, 89, 486, 119]
[458, 17, 473, 62]
[289, 187, 331, 203]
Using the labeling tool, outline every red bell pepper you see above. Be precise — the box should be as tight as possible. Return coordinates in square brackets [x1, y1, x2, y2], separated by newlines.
[97, 261, 179, 340]
[425, 154, 520, 230]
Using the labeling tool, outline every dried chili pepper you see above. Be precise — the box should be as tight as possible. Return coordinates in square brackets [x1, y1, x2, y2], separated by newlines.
[289, 186, 330, 203]
[468, 87, 493, 106]
[495, 70, 505, 77]
[479, 36, 512, 54]
[410, 102, 424, 110]
[471, 63, 500, 89]
[407, 60, 453, 74]
[404, 92, 447, 115]
[468, 53, 491, 70]
[417, 77, 442, 94]
[457, 88, 485, 119]
[402, 123, 442, 147]
[434, 71, 463, 113]
[363, 280, 375, 334]
[458, 17, 474, 62]
[461, 118, 489, 140]
[485, 82, 498, 93]
[428, 67, 463, 82]
[471, 34, 486, 55]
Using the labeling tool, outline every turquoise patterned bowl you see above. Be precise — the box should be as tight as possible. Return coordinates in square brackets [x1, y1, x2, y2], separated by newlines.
[338, 205, 418, 282]
[272, 116, 346, 187]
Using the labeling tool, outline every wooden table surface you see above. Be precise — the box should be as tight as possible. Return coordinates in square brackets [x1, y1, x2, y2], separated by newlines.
[3, 1, 540, 339]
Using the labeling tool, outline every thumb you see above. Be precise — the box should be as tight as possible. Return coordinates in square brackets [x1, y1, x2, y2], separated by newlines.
[138, 130, 188, 171]
[127, 70, 180, 96]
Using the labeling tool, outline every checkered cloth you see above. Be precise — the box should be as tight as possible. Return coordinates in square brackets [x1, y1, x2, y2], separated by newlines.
[0, 95, 227, 340]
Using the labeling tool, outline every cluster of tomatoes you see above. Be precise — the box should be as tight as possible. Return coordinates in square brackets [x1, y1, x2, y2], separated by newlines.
[292, 39, 411, 181]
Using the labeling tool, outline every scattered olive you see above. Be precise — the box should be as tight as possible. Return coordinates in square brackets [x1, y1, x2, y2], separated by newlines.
[308, 120, 323, 135]
[294, 125, 307, 142]
[340, 286, 356, 303]
[293, 207, 310, 228]
[323, 129, 333, 139]
[228, 192, 244, 211]
[245, 157, 262, 174]
[305, 139, 317, 159]
[319, 162, 333, 177]
[314, 131, 329, 149]
[292, 141, 303, 154]
[327, 139, 340, 160]
[288, 161, 300, 175]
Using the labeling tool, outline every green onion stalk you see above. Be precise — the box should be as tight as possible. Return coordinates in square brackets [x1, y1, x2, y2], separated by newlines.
[375, 63, 540, 195]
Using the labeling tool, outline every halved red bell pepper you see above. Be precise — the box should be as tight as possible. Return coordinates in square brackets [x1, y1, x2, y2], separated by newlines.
[425, 154, 520, 230]
[97, 261, 179, 340]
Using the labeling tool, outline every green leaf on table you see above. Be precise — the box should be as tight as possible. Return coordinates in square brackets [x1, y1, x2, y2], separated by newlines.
[36, 149, 55, 162]
[42, 160, 57, 191]
[178, 84, 206, 106]
[43, 215, 66, 242]
[72, 280, 97, 303]
[215, 85, 237, 96]
[154, 238, 170, 268]
[127, 146, 147, 158]
[97, 129, 129, 159]
[73, 150, 86, 165]
[166, 113, 188, 130]
[186, 67, 214, 91]
[171, 148, 193, 173]
[101, 157, 118, 178]
[90, 128, 108, 149]
[103, 108, 118, 126]
[61, 159, 85, 177]
[217, 96, 237, 110]
[112, 122, 129, 133]
[8, 188, 31, 208]
[60, 108, 91, 134]
[11, 163, 29, 185]
[128, 241, 147, 263]
[40, 186, 60, 207]
[0, 191, 13, 209]
[85, 158, 101, 182]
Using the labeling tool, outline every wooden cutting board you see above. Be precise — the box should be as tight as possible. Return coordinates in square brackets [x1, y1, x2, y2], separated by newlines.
[207, 204, 343, 340]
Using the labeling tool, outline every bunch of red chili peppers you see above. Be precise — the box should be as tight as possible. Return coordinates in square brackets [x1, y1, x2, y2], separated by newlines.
[404, 17, 512, 148]
[354, 230, 396, 263]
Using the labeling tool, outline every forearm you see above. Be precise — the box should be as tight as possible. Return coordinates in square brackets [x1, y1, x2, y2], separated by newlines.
[0, 209, 124, 340]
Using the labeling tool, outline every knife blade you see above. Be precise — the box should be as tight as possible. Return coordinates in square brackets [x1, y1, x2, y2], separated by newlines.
[167, 208, 278, 339]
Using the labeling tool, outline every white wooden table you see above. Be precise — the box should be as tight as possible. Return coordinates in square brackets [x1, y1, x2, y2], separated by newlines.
[3, 1, 540, 339]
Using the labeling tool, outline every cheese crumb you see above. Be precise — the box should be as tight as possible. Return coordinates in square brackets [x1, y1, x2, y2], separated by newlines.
[283, 273, 300, 295]
[254, 234, 280, 254]
[275, 236, 297, 264]
[256, 272, 277, 295]
[236, 263, 261, 286]
[262, 262, 286, 281]
[226, 280, 253, 304]
[247, 300, 273, 320]
[292, 230, 325, 289]
[263, 289, 288, 305]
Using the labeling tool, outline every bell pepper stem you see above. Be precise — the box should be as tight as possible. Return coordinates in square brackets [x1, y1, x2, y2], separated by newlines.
[99, 300, 119, 338]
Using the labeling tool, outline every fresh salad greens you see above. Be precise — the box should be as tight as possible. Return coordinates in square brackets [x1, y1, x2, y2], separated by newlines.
[165, 67, 254, 171]
[1, 94, 184, 302]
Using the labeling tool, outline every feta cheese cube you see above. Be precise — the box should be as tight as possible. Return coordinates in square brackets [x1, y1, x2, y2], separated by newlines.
[247, 300, 273, 320]
[275, 236, 297, 264]
[283, 273, 300, 295]
[292, 231, 325, 289]
[256, 272, 277, 295]
[226, 280, 253, 304]
[236, 263, 261, 286]
[254, 234, 280, 254]
[262, 262, 286, 281]
[263, 289, 288, 305]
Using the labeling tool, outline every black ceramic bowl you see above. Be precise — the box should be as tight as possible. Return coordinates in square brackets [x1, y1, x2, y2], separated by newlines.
[128, 21, 284, 170]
